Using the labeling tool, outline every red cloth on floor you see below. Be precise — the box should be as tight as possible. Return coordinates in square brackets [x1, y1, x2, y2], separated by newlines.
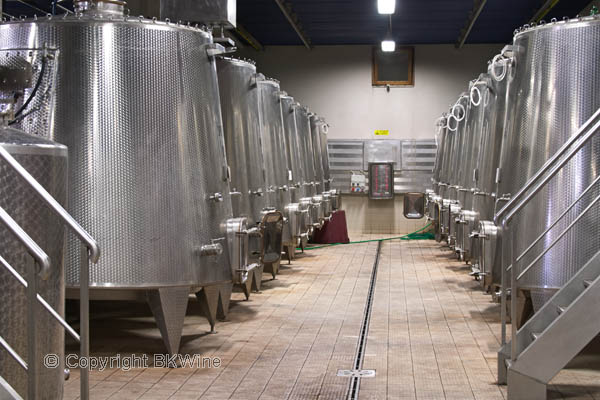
[311, 210, 350, 244]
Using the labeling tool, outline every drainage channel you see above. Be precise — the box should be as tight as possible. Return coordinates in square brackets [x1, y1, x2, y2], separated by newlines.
[338, 240, 383, 400]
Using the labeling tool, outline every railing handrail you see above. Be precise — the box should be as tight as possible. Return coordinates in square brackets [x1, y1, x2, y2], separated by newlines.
[0, 146, 100, 262]
[499, 107, 600, 363]
[0, 206, 50, 276]
[515, 173, 600, 265]
[0, 255, 80, 341]
[515, 191, 600, 282]
[0, 335, 27, 371]
[494, 107, 600, 225]
[0, 145, 97, 400]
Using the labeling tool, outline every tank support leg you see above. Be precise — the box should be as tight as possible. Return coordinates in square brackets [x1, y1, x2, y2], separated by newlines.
[240, 278, 252, 301]
[264, 259, 280, 279]
[516, 290, 534, 329]
[217, 283, 232, 321]
[284, 244, 295, 263]
[195, 285, 220, 333]
[146, 287, 190, 355]
[252, 265, 263, 292]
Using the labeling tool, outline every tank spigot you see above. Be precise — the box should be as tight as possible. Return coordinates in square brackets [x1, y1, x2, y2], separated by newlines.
[198, 243, 223, 257]
[208, 193, 224, 202]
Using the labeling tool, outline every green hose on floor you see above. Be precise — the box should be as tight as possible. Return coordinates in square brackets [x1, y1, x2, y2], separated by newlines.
[298, 222, 433, 251]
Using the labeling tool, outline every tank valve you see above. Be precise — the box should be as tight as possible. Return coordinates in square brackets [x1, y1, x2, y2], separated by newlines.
[246, 227, 262, 237]
[208, 193, 224, 202]
[198, 243, 223, 257]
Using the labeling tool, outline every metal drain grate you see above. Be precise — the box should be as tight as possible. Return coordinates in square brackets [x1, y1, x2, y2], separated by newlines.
[337, 369, 376, 378]
[341, 240, 383, 400]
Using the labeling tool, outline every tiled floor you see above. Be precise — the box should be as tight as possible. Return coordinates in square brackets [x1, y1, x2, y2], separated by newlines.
[64, 237, 600, 399]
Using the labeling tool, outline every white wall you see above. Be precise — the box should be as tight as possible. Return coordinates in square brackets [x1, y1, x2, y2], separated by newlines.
[239, 44, 500, 140]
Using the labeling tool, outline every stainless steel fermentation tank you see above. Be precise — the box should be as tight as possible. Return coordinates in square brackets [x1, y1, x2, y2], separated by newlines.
[495, 18, 600, 311]
[436, 109, 455, 241]
[255, 75, 293, 270]
[295, 106, 325, 232]
[456, 74, 490, 264]
[309, 114, 333, 221]
[317, 118, 340, 210]
[309, 114, 325, 194]
[453, 83, 475, 261]
[0, 0, 243, 355]
[443, 93, 469, 250]
[0, 126, 68, 398]
[280, 94, 311, 251]
[428, 113, 448, 242]
[217, 58, 266, 227]
[256, 77, 290, 216]
[216, 57, 284, 287]
[471, 54, 511, 290]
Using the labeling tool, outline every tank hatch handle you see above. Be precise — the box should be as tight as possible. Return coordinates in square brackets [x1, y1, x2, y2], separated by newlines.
[213, 37, 236, 50]
[501, 44, 516, 58]
[205, 43, 236, 58]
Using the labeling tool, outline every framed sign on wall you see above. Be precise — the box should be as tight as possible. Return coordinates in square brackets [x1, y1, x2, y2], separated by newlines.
[372, 46, 415, 87]
[368, 162, 395, 200]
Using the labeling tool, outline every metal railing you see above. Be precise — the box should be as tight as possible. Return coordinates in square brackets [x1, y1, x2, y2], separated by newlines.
[0, 145, 99, 400]
[495, 107, 600, 362]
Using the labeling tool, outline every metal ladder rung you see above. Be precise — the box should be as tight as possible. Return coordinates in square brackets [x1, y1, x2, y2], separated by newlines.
[583, 279, 593, 288]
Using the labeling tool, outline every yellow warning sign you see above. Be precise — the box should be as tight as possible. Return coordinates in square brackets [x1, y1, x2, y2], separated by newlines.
[374, 130, 389, 136]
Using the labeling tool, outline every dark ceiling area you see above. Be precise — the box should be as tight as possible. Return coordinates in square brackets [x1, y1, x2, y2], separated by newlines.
[236, 0, 592, 46]
[1, 0, 593, 46]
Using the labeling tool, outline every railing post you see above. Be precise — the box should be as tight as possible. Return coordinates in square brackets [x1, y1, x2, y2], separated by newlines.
[510, 221, 517, 361]
[80, 244, 90, 400]
[500, 224, 507, 346]
[27, 258, 37, 400]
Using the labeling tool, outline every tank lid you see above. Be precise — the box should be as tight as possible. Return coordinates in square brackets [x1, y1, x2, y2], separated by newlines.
[74, 0, 127, 17]
[0, 127, 67, 156]
[217, 56, 256, 68]
[514, 15, 600, 38]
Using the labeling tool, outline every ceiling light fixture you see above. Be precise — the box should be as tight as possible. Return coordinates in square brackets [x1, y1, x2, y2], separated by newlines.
[380, 15, 395, 52]
[381, 39, 396, 52]
[377, 0, 396, 15]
